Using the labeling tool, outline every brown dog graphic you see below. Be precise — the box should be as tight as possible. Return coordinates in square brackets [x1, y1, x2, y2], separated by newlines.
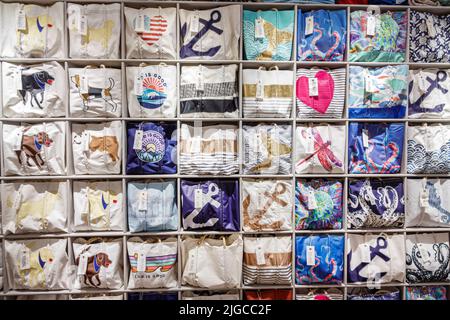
[76, 249, 112, 287]
[70, 74, 117, 112]
[89, 136, 119, 162]
[15, 129, 53, 169]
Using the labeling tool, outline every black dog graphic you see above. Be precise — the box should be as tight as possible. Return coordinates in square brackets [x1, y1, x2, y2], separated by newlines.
[70, 75, 118, 112]
[19, 71, 55, 109]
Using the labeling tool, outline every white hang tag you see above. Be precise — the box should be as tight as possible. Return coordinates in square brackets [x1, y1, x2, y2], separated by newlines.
[418, 74, 428, 92]
[256, 79, 264, 101]
[135, 14, 145, 33]
[365, 75, 376, 93]
[81, 193, 89, 215]
[308, 77, 318, 97]
[196, 69, 204, 92]
[396, 0, 404, 3]
[361, 243, 371, 263]
[80, 75, 89, 94]
[255, 18, 265, 39]
[305, 127, 314, 154]
[418, 244, 430, 263]
[420, 188, 429, 208]
[188, 250, 197, 276]
[14, 69, 23, 91]
[13, 130, 23, 151]
[194, 189, 203, 209]
[77, 253, 88, 276]
[12, 190, 22, 211]
[133, 130, 144, 150]
[426, 16, 436, 38]
[137, 251, 146, 272]
[367, 187, 377, 206]
[362, 129, 369, 148]
[138, 190, 148, 212]
[305, 16, 314, 36]
[366, 14, 377, 37]
[134, 74, 143, 96]
[20, 247, 31, 270]
[82, 131, 90, 152]
[307, 190, 318, 210]
[190, 13, 200, 33]
[78, 13, 88, 36]
[16, 9, 27, 31]
[306, 246, 315, 266]
[255, 244, 266, 265]
[249, 132, 260, 164]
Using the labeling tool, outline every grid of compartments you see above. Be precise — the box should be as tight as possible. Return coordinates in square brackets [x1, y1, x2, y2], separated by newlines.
[0, 0, 449, 301]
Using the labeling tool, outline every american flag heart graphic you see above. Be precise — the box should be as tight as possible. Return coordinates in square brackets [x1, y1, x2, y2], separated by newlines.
[138, 15, 167, 47]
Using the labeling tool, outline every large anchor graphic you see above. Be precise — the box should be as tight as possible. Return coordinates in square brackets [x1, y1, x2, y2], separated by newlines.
[183, 183, 221, 229]
[409, 70, 448, 116]
[180, 10, 223, 59]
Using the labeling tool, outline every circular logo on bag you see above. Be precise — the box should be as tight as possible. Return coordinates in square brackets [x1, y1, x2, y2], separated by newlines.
[137, 73, 168, 109]
[136, 130, 165, 163]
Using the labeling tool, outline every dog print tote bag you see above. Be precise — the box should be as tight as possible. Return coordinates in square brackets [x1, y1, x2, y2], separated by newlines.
[67, 3, 121, 59]
[2, 62, 66, 118]
[3, 122, 66, 176]
[126, 64, 177, 118]
[72, 180, 123, 232]
[0, 2, 64, 58]
[124, 6, 176, 59]
[127, 237, 177, 289]
[1, 181, 68, 234]
[72, 121, 122, 175]
[69, 66, 121, 118]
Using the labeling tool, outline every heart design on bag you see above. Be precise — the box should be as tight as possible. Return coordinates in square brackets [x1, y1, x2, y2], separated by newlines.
[296, 71, 334, 114]
[137, 15, 168, 47]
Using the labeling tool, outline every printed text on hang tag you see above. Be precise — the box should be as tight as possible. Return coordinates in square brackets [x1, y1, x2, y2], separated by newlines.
[77, 254, 88, 275]
[255, 18, 265, 39]
[306, 246, 315, 266]
[137, 252, 147, 272]
[308, 78, 318, 97]
[133, 130, 144, 150]
[256, 244, 266, 265]
[366, 15, 377, 36]
[305, 16, 314, 36]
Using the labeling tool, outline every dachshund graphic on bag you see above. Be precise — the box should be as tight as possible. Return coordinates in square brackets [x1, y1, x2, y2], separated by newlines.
[71, 74, 118, 112]
[15, 128, 54, 169]
[76, 246, 112, 287]
[19, 70, 55, 109]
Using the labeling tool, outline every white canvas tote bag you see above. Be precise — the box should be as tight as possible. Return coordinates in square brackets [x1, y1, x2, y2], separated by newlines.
[0, 245, 3, 290]
[70, 294, 123, 300]
[182, 291, 240, 300]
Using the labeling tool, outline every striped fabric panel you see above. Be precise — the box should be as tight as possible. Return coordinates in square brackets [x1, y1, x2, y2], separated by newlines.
[180, 82, 238, 100]
[243, 265, 292, 285]
[179, 154, 239, 175]
[295, 294, 344, 300]
[243, 99, 292, 118]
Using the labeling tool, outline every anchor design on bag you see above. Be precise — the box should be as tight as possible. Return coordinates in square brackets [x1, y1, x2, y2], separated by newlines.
[184, 183, 221, 229]
[409, 70, 448, 115]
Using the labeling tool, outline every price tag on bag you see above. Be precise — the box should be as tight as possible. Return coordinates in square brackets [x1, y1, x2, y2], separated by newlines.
[255, 244, 266, 265]
[77, 253, 88, 275]
[138, 190, 148, 212]
[135, 14, 145, 33]
[20, 247, 30, 270]
[16, 9, 27, 31]
[306, 246, 315, 266]
[362, 129, 369, 148]
[418, 74, 428, 92]
[13, 130, 23, 151]
[420, 188, 429, 208]
[190, 13, 200, 33]
[137, 251, 147, 272]
[366, 14, 377, 36]
[196, 69, 204, 92]
[365, 75, 376, 93]
[305, 16, 314, 36]
[361, 243, 371, 263]
[82, 131, 90, 152]
[426, 16, 437, 38]
[80, 75, 89, 94]
[78, 13, 88, 36]
[134, 74, 143, 96]
[418, 244, 430, 263]
[194, 189, 203, 209]
[308, 77, 318, 97]
[307, 190, 318, 210]
[256, 79, 264, 101]
[14, 69, 23, 91]
[255, 18, 265, 39]
[133, 130, 144, 150]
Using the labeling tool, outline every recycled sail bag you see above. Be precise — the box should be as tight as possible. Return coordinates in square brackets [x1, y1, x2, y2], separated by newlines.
[245, 290, 293, 300]
[126, 122, 177, 175]
[181, 179, 239, 231]
[127, 237, 177, 289]
[128, 180, 178, 232]
[3, 122, 66, 176]
[72, 121, 122, 175]
[2, 61, 66, 118]
[72, 180, 123, 232]
[181, 235, 243, 289]
[128, 292, 178, 300]
[124, 6, 177, 59]
[406, 286, 448, 300]
[183, 291, 240, 300]
[1, 181, 68, 234]
[0, 2, 64, 58]
[295, 288, 344, 300]
[67, 3, 121, 59]
[347, 288, 400, 300]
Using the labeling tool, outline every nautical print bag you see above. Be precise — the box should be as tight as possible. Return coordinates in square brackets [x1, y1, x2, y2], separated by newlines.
[127, 237, 177, 289]
[73, 238, 123, 290]
[406, 178, 450, 228]
[67, 3, 121, 59]
[0, 2, 64, 58]
[181, 179, 239, 231]
[179, 5, 240, 60]
[296, 67, 346, 118]
[183, 291, 240, 300]
[72, 180, 123, 232]
[295, 124, 345, 174]
[348, 122, 405, 174]
[126, 122, 177, 175]
[72, 121, 122, 175]
[242, 67, 293, 118]
[407, 124, 450, 174]
[1, 181, 68, 234]
[297, 9, 347, 62]
[406, 233, 450, 283]
[295, 288, 344, 300]
[2, 61, 66, 118]
[242, 179, 292, 232]
[347, 288, 400, 300]
[406, 286, 448, 300]
[5, 238, 70, 290]
[126, 64, 177, 118]
[124, 6, 176, 59]
[243, 236, 292, 285]
[295, 179, 343, 230]
[347, 233, 406, 284]
[3, 122, 66, 176]
[245, 290, 293, 300]
[243, 123, 292, 175]
[295, 235, 344, 284]
[243, 9, 294, 61]
[69, 66, 121, 118]
[180, 64, 239, 118]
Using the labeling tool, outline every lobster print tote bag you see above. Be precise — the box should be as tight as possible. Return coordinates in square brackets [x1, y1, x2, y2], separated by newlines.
[179, 123, 239, 175]
[406, 233, 450, 283]
[3, 122, 66, 176]
[5, 238, 70, 290]
[295, 124, 345, 174]
[73, 238, 123, 290]
[242, 179, 292, 232]
[243, 236, 292, 285]
[179, 5, 240, 60]
[406, 178, 450, 228]
[297, 9, 347, 62]
[181, 235, 243, 289]
[295, 179, 343, 230]
[181, 179, 239, 232]
[407, 124, 450, 174]
[243, 9, 294, 61]
[126, 64, 177, 118]
[348, 178, 405, 229]
[295, 288, 343, 300]
[409, 69, 450, 119]
[127, 237, 177, 289]
[243, 124, 292, 175]
[296, 67, 346, 118]
[69, 66, 121, 118]
[183, 291, 240, 300]
[127, 122, 177, 175]
[2, 62, 66, 118]
[295, 235, 344, 284]
[124, 6, 176, 59]
[347, 288, 400, 300]
[347, 233, 406, 284]
[348, 122, 405, 174]
[72, 121, 122, 175]
[245, 290, 293, 300]
[406, 286, 448, 300]
[67, 3, 121, 59]
[72, 180, 123, 232]
[0, 2, 64, 58]
[349, 65, 408, 119]
[1, 181, 68, 234]
[180, 64, 239, 118]
[242, 67, 293, 118]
